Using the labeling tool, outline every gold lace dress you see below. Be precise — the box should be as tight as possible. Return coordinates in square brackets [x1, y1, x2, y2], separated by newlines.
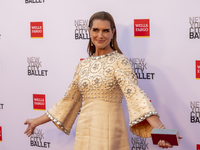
[46, 51, 158, 150]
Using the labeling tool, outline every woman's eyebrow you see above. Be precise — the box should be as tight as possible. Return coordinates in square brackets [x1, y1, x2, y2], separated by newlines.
[103, 29, 110, 31]
[92, 27, 110, 30]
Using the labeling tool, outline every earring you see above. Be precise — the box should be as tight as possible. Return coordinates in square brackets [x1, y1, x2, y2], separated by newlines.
[111, 38, 113, 47]
[90, 37, 93, 46]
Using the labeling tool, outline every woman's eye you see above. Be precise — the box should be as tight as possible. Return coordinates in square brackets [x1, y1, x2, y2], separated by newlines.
[104, 30, 109, 32]
[93, 29, 97, 31]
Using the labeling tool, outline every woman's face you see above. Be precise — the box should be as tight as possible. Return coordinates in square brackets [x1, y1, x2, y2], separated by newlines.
[89, 19, 115, 50]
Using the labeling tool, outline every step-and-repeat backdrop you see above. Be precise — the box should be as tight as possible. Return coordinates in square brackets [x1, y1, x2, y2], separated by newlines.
[0, 0, 200, 150]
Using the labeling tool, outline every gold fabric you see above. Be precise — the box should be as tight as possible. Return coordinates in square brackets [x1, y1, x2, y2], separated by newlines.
[46, 51, 158, 150]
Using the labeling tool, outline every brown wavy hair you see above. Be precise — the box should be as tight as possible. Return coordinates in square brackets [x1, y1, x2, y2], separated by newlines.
[87, 11, 123, 56]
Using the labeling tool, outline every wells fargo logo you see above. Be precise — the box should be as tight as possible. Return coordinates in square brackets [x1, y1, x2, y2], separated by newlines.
[0, 126, 2, 142]
[30, 22, 43, 38]
[33, 94, 46, 111]
[196, 60, 200, 80]
[134, 19, 150, 38]
[197, 144, 200, 150]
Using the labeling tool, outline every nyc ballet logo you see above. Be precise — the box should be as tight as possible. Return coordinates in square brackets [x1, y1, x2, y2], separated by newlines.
[189, 17, 200, 39]
[129, 58, 155, 80]
[131, 136, 149, 150]
[190, 101, 200, 123]
[0, 104, 4, 109]
[74, 19, 89, 40]
[30, 128, 50, 148]
[27, 57, 48, 76]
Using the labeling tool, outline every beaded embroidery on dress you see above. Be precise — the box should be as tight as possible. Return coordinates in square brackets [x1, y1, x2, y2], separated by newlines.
[46, 51, 158, 150]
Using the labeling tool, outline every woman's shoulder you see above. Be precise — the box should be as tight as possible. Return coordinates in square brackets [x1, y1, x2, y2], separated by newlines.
[79, 57, 91, 66]
[74, 57, 90, 74]
[114, 52, 133, 69]
[75, 56, 91, 70]
[115, 52, 130, 62]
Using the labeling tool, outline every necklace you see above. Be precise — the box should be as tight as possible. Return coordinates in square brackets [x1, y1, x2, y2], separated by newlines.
[91, 51, 117, 60]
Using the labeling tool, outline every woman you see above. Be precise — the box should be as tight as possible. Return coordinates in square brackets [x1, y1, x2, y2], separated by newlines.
[24, 11, 174, 149]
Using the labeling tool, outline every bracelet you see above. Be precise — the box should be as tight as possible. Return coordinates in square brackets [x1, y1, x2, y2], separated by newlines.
[158, 124, 164, 129]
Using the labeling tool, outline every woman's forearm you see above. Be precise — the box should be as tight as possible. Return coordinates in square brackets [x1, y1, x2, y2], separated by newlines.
[146, 115, 165, 129]
[33, 114, 51, 127]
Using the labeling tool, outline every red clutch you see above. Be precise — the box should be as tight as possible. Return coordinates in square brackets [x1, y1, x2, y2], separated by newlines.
[151, 129, 180, 146]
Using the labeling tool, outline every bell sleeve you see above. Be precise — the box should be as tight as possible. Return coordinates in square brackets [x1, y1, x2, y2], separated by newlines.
[46, 62, 82, 135]
[114, 55, 159, 138]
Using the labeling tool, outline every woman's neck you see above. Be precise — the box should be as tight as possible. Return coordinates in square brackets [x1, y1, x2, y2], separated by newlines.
[94, 48, 114, 56]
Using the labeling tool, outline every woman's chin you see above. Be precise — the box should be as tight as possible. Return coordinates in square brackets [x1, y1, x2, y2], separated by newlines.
[95, 45, 108, 50]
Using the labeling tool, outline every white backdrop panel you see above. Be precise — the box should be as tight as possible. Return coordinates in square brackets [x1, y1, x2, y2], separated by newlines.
[0, 0, 200, 150]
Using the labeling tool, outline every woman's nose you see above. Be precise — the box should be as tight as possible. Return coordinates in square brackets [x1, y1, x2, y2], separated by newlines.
[98, 31, 103, 38]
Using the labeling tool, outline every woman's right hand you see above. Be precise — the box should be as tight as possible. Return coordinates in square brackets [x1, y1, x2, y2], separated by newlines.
[24, 119, 37, 137]
[24, 114, 51, 137]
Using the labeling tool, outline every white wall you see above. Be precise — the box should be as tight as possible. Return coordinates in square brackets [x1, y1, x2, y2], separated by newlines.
[0, 0, 200, 150]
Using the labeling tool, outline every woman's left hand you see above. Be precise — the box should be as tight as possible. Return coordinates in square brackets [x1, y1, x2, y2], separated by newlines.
[158, 137, 182, 149]
[158, 140, 173, 149]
